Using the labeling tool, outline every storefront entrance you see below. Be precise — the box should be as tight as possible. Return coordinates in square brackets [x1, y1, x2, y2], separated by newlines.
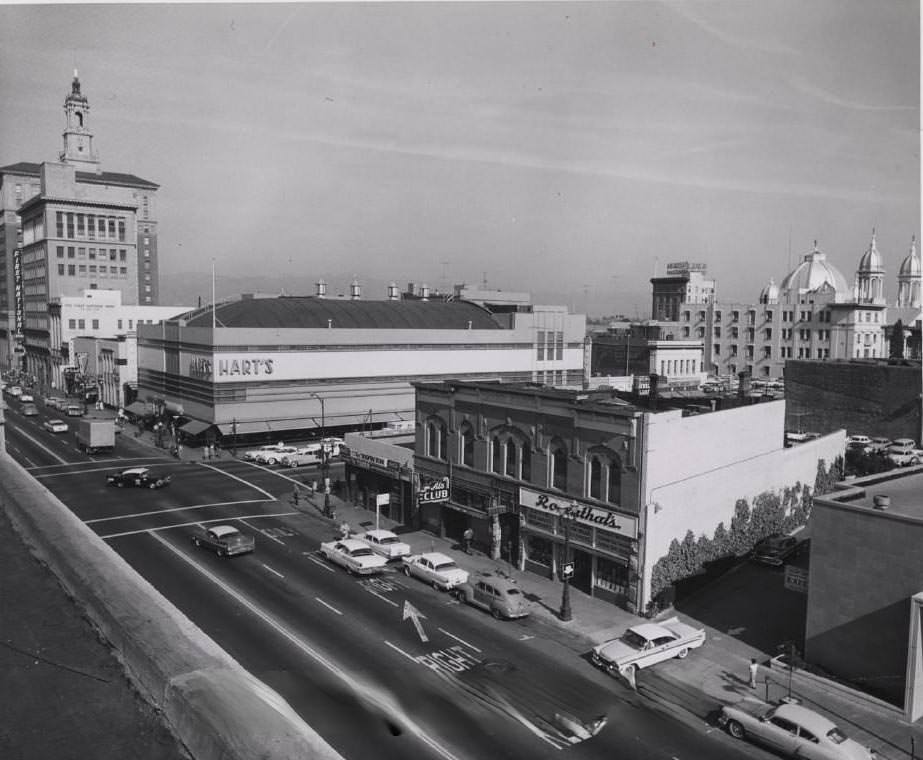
[498, 513, 520, 565]
[572, 548, 593, 594]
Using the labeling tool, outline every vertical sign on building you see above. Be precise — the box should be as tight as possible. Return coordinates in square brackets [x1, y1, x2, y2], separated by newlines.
[13, 245, 25, 354]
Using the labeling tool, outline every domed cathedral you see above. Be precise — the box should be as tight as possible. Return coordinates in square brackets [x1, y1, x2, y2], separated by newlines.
[897, 236, 922, 309]
[891, 236, 923, 359]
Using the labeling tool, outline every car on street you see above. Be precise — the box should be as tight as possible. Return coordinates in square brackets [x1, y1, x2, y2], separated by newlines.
[886, 441, 921, 466]
[591, 617, 706, 677]
[241, 443, 288, 462]
[718, 700, 879, 759]
[44, 396, 62, 409]
[191, 525, 255, 557]
[106, 467, 172, 489]
[281, 448, 323, 468]
[21, 403, 38, 416]
[43, 418, 69, 433]
[751, 534, 800, 566]
[451, 573, 530, 619]
[65, 404, 84, 417]
[322, 437, 345, 456]
[402, 552, 469, 590]
[869, 436, 892, 452]
[19, 392, 34, 403]
[847, 434, 872, 446]
[319, 539, 388, 575]
[356, 529, 411, 560]
[6, 385, 22, 397]
[254, 446, 299, 466]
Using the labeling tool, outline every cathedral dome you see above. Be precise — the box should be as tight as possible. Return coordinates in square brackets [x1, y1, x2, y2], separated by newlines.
[779, 243, 851, 297]
[857, 230, 884, 272]
[899, 236, 921, 277]
[759, 278, 779, 303]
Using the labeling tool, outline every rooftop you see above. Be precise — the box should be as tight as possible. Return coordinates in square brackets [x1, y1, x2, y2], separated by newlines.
[822, 468, 923, 521]
[1, 161, 158, 189]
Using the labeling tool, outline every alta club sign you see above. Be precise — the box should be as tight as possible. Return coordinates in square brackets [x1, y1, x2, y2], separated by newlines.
[519, 487, 638, 539]
[417, 477, 450, 506]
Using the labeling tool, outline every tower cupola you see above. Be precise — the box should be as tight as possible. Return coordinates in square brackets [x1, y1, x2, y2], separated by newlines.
[60, 69, 100, 171]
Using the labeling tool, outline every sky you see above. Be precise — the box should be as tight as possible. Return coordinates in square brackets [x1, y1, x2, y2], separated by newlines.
[0, 1, 919, 316]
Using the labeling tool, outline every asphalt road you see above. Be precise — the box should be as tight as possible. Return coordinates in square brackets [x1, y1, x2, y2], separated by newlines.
[5, 401, 767, 760]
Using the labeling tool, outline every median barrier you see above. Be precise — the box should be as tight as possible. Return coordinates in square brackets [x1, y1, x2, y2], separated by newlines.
[0, 455, 343, 760]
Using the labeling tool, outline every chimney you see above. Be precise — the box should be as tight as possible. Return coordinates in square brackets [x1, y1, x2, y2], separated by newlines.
[315, 279, 327, 298]
[387, 282, 400, 301]
[420, 283, 430, 301]
[350, 277, 361, 300]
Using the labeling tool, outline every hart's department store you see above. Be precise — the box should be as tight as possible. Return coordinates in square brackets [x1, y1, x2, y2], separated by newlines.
[136, 292, 586, 441]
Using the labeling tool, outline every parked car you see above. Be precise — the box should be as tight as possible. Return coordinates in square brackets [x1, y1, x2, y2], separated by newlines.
[106, 467, 172, 489]
[751, 534, 800, 566]
[21, 403, 38, 416]
[718, 700, 879, 759]
[891, 437, 917, 449]
[241, 444, 288, 462]
[281, 449, 323, 468]
[65, 404, 84, 417]
[19, 392, 34, 403]
[5, 385, 22, 397]
[43, 418, 69, 433]
[322, 437, 345, 457]
[591, 617, 706, 677]
[886, 441, 921, 466]
[402, 552, 469, 590]
[869, 436, 892, 452]
[451, 573, 530, 620]
[319, 539, 388, 575]
[191, 525, 255, 557]
[846, 434, 872, 447]
[356, 529, 411, 560]
[254, 446, 299, 466]
[44, 396, 62, 409]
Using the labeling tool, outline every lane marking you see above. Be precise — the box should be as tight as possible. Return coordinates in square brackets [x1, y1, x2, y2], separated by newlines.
[86, 500, 270, 524]
[98, 512, 298, 539]
[314, 597, 343, 616]
[198, 462, 277, 499]
[262, 563, 284, 579]
[384, 640, 419, 663]
[148, 532, 463, 760]
[303, 553, 335, 572]
[519, 635, 534, 641]
[7, 427, 69, 464]
[238, 518, 286, 545]
[32, 458, 169, 476]
[437, 628, 482, 653]
[362, 586, 399, 607]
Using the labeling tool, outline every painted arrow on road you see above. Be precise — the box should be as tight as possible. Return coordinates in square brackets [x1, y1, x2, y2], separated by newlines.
[402, 600, 429, 643]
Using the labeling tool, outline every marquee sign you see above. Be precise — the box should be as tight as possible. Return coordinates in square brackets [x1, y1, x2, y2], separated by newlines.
[519, 487, 638, 539]
[417, 477, 450, 506]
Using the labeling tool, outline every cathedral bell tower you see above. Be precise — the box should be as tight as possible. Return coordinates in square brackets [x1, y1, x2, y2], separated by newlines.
[60, 69, 100, 172]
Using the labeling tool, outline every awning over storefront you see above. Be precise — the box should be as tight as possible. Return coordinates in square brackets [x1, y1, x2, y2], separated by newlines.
[125, 401, 150, 416]
[179, 419, 213, 436]
[216, 420, 272, 436]
[265, 418, 318, 433]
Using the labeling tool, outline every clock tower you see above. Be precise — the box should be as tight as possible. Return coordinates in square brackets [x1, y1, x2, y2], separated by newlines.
[60, 69, 100, 172]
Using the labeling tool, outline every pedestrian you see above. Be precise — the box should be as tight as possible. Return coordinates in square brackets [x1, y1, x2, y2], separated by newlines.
[339, 521, 350, 540]
[463, 527, 474, 554]
[749, 658, 759, 689]
[292, 485, 300, 506]
[176, 442, 183, 459]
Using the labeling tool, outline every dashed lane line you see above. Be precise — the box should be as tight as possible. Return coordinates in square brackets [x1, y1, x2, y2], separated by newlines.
[314, 597, 343, 616]
[303, 553, 335, 572]
[86, 500, 270, 524]
[98, 512, 298, 539]
[262, 563, 284, 579]
[437, 629, 482, 653]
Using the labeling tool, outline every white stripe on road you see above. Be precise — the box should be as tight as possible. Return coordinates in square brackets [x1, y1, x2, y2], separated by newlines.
[98, 512, 297, 539]
[199, 462, 277, 500]
[9, 428, 69, 464]
[314, 597, 343, 616]
[384, 640, 419, 663]
[262, 563, 284, 579]
[362, 587, 399, 607]
[238, 517, 286, 545]
[149, 532, 463, 760]
[86, 500, 270, 524]
[303, 553, 335, 572]
[437, 629, 482, 653]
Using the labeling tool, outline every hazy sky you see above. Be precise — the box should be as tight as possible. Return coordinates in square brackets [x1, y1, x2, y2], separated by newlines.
[1, 1, 919, 315]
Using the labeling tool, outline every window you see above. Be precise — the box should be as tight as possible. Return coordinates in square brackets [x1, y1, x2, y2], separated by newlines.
[78, 247, 86, 258]
[91, 319, 99, 330]
[732, 310, 740, 322]
[714, 310, 722, 321]
[521, 444, 531, 481]
[78, 264, 86, 274]
[97, 217, 105, 238]
[768, 716, 799, 735]
[88, 248, 96, 260]
[426, 419, 447, 460]
[58, 264, 65, 275]
[555, 331, 564, 360]
[763, 328, 772, 340]
[144, 285, 152, 293]
[491, 435, 503, 473]
[765, 310, 773, 322]
[67, 265, 75, 276]
[68, 319, 76, 329]
[77, 319, 85, 330]
[119, 249, 126, 261]
[67, 246, 75, 258]
[459, 423, 474, 467]
[118, 219, 126, 241]
[57, 246, 64, 258]
[763, 346, 772, 358]
[550, 442, 568, 490]
[87, 214, 95, 239]
[697, 310, 706, 321]
[713, 326, 721, 338]
[682, 311, 691, 321]
[713, 344, 720, 356]
[56, 212, 64, 237]
[89, 265, 96, 274]
[682, 326, 690, 337]
[117, 319, 123, 329]
[109, 249, 117, 260]
[730, 345, 738, 356]
[731, 326, 739, 339]
[505, 440, 517, 476]
[76, 214, 85, 237]
[590, 458, 602, 499]
[108, 218, 116, 239]
[536, 330, 546, 360]
[66, 213, 74, 238]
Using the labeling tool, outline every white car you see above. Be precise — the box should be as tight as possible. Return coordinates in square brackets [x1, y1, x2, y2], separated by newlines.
[254, 446, 299, 465]
[6, 386, 22, 397]
[591, 617, 706, 677]
[846, 434, 872, 447]
[357, 529, 411, 560]
[322, 437, 345, 456]
[886, 441, 921, 466]
[241, 444, 288, 462]
[319, 539, 388, 575]
[43, 418, 69, 433]
[19, 392, 34, 403]
[281, 449, 323, 468]
[402, 552, 469, 590]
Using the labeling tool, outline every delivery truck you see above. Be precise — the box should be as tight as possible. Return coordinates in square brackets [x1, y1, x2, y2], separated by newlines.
[76, 419, 116, 454]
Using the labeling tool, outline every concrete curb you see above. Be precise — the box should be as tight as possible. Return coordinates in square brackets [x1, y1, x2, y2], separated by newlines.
[0, 454, 343, 760]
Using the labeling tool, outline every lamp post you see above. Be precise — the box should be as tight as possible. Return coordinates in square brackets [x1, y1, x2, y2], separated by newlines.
[309, 392, 330, 518]
[559, 504, 576, 622]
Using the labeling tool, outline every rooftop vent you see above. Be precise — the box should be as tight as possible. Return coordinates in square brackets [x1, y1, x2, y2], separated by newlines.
[387, 282, 400, 301]
[350, 277, 361, 300]
[873, 494, 890, 510]
[315, 279, 327, 298]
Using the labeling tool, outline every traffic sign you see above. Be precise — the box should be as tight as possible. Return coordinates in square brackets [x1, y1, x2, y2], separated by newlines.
[562, 562, 574, 579]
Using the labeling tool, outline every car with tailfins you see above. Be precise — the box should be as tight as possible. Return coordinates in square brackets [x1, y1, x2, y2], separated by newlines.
[254, 446, 299, 466]
[319, 538, 388, 575]
[718, 700, 879, 759]
[591, 616, 706, 677]
[451, 572, 530, 619]
[106, 467, 172, 489]
[241, 443, 287, 462]
[356, 529, 411, 560]
[191, 525, 255, 557]
[402, 552, 469, 590]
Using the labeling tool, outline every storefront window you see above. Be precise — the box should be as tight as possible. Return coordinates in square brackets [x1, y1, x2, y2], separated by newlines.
[596, 557, 629, 596]
[526, 535, 553, 567]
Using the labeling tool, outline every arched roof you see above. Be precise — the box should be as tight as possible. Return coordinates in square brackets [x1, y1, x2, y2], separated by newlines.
[857, 230, 884, 273]
[899, 237, 921, 277]
[177, 296, 504, 330]
[779, 244, 850, 297]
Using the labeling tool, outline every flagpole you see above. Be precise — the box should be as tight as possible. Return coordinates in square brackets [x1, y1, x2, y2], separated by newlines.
[211, 258, 216, 332]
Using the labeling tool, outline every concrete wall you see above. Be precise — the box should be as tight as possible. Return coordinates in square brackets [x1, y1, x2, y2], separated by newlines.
[640, 400, 845, 606]
[0, 454, 342, 760]
[806, 498, 923, 706]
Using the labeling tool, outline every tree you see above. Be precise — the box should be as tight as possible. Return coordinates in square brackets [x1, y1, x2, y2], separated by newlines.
[889, 318, 905, 359]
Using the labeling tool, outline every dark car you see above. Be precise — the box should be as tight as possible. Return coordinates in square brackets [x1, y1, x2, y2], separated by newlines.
[191, 525, 255, 557]
[106, 467, 172, 489]
[751, 534, 799, 566]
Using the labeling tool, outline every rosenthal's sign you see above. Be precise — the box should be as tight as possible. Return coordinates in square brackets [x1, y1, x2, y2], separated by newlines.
[519, 487, 638, 539]
[417, 477, 450, 506]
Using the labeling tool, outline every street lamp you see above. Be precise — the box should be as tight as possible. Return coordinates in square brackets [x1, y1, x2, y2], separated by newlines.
[309, 392, 331, 518]
[559, 504, 576, 622]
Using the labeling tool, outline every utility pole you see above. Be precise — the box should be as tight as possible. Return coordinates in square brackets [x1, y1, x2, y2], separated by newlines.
[559, 504, 576, 621]
[309, 392, 330, 517]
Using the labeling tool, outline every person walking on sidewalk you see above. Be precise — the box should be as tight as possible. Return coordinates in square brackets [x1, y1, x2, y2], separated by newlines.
[462, 527, 474, 554]
[749, 658, 759, 689]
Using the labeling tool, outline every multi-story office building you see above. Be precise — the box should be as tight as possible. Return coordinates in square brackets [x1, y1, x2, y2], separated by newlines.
[0, 72, 160, 382]
[651, 234, 921, 379]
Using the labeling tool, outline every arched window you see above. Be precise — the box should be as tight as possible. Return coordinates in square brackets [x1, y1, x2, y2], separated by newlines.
[608, 454, 621, 503]
[426, 418, 447, 460]
[521, 444, 531, 481]
[491, 435, 503, 473]
[589, 457, 603, 499]
[439, 425, 447, 461]
[505, 439, 517, 477]
[586, 448, 622, 504]
[551, 441, 568, 490]
[459, 422, 474, 467]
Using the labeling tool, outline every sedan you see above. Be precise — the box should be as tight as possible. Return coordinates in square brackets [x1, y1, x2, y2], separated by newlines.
[356, 529, 411, 560]
[591, 617, 706, 677]
[886, 443, 921, 467]
[254, 446, 299, 466]
[106, 467, 172, 489]
[402, 552, 469, 590]
[319, 539, 388, 575]
[719, 700, 879, 759]
[43, 418, 69, 433]
[19, 393, 34, 403]
[191, 525, 255, 557]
